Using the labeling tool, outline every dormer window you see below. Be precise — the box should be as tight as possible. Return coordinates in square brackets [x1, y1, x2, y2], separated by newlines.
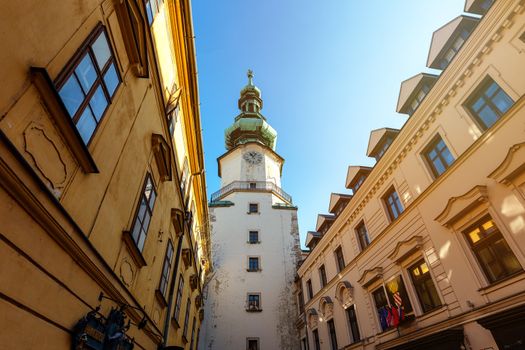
[375, 136, 394, 161]
[439, 29, 469, 69]
[353, 175, 366, 193]
[406, 85, 430, 116]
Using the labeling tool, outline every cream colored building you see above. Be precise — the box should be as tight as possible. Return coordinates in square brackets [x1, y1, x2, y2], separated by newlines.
[297, 1, 525, 349]
[200, 72, 301, 350]
[0, 0, 209, 349]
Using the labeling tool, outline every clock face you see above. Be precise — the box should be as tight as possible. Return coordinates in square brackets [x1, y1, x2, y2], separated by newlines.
[243, 151, 263, 165]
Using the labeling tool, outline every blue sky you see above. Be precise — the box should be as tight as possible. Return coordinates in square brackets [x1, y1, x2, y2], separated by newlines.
[192, 1, 465, 248]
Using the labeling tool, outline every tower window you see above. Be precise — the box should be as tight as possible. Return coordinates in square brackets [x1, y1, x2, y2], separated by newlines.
[248, 257, 260, 271]
[247, 338, 260, 350]
[249, 230, 259, 244]
[248, 203, 259, 214]
[247, 293, 261, 311]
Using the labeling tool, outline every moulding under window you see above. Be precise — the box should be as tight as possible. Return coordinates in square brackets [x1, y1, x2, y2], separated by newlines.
[435, 185, 488, 228]
[154, 289, 167, 308]
[122, 230, 147, 268]
[246, 241, 261, 244]
[319, 296, 334, 319]
[246, 268, 262, 272]
[171, 208, 184, 237]
[388, 235, 424, 264]
[488, 142, 525, 185]
[114, 0, 149, 78]
[306, 308, 318, 329]
[30, 67, 98, 173]
[151, 133, 172, 181]
[246, 307, 263, 313]
[358, 267, 383, 288]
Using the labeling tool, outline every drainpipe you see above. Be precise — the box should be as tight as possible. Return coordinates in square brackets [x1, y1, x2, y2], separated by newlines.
[161, 232, 184, 348]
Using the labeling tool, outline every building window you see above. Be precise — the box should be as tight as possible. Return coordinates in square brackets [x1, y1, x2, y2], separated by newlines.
[383, 186, 403, 221]
[248, 203, 259, 214]
[439, 29, 469, 69]
[145, 0, 163, 25]
[247, 293, 261, 311]
[158, 240, 174, 297]
[249, 182, 257, 189]
[375, 136, 394, 161]
[464, 216, 522, 283]
[56, 26, 121, 145]
[306, 279, 313, 300]
[248, 257, 260, 271]
[327, 319, 338, 350]
[423, 134, 455, 178]
[247, 338, 259, 350]
[346, 305, 361, 343]
[189, 317, 196, 350]
[355, 221, 370, 251]
[319, 265, 327, 287]
[298, 288, 305, 314]
[334, 246, 345, 272]
[183, 297, 191, 338]
[301, 338, 307, 350]
[465, 77, 514, 131]
[312, 329, 321, 350]
[372, 276, 413, 331]
[408, 259, 441, 313]
[249, 230, 259, 244]
[352, 174, 366, 193]
[130, 174, 156, 252]
[407, 85, 430, 115]
[173, 275, 184, 322]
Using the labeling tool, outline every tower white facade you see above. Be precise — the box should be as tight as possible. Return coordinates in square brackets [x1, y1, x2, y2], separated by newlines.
[201, 71, 300, 350]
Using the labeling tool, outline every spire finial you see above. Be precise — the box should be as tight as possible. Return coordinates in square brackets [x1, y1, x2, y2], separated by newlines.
[247, 69, 254, 86]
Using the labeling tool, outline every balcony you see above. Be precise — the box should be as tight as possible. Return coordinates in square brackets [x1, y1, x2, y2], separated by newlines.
[210, 181, 292, 204]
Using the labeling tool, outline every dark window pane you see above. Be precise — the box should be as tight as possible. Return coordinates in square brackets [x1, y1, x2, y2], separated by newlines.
[92, 32, 111, 69]
[75, 54, 97, 93]
[76, 108, 97, 144]
[137, 226, 147, 251]
[104, 63, 119, 97]
[493, 90, 513, 113]
[59, 76, 84, 116]
[89, 85, 108, 121]
[478, 105, 499, 128]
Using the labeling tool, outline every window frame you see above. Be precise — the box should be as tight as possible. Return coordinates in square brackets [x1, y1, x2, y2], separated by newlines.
[183, 296, 191, 339]
[464, 76, 514, 132]
[327, 319, 338, 350]
[382, 186, 404, 222]
[173, 274, 184, 324]
[422, 134, 455, 179]
[319, 264, 327, 288]
[247, 293, 262, 311]
[312, 329, 321, 350]
[408, 258, 442, 313]
[334, 246, 345, 272]
[158, 240, 174, 298]
[248, 203, 259, 214]
[248, 256, 260, 272]
[248, 230, 259, 244]
[129, 173, 157, 252]
[246, 338, 260, 350]
[371, 275, 414, 331]
[54, 24, 122, 145]
[463, 215, 522, 284]
[346, 304, 361, 344]
[355, 220, 370, 251]
[306, 279, 313, 300]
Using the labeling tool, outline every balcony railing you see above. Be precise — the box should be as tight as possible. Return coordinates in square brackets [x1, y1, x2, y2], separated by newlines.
[210, 181, 292, 204]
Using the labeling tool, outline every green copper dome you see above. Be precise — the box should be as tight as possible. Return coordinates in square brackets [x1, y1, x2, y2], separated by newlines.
[224, 70, 278, 150]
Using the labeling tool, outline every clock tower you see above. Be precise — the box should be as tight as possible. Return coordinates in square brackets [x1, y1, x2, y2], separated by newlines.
[201, 71, 300, 350]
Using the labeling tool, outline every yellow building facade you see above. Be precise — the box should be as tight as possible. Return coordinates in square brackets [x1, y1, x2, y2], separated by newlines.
[297, 1, 525, 349]
[0, 0, 209, 349]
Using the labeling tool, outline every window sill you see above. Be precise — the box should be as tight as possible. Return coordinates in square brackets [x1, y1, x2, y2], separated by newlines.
[154, 289, 168, 308]
[415, 305, 447, 322]
[30, 67, 99, 173]
[247, 212, 260, 215]
[246, 269, 262, 272]
[247, 241, 261, 244]
[478, 270, 525, 294]
[122, 230, 147, 268]
[246, 308, 263, 313]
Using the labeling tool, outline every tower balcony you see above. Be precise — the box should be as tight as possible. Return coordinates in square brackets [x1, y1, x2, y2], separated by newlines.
[210, 181, 293, 204]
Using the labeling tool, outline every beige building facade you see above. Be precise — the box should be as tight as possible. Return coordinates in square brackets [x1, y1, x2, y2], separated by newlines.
[297, 1, 525, 349]
[0, 0, 209, 349]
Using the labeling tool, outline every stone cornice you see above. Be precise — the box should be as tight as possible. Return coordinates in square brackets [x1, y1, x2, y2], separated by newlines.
[298, 0, 525, 276]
